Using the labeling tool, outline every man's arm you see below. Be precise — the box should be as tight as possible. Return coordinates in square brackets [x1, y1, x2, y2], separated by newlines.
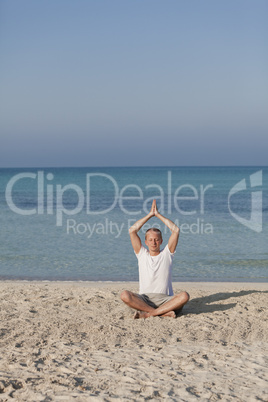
[154, 202, 180, 253]
[129, 204, 154, 254]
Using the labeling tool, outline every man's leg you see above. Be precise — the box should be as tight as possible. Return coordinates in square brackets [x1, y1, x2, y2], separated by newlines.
[120, 290, 189, 318]
[147, 291, 190, 318]
[120, 290, 156, 313]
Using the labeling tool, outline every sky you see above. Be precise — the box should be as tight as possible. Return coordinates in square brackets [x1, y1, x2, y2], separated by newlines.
[0, 0, 267, 167]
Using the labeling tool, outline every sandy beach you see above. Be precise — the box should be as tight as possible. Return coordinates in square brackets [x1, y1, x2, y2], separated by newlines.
[0, 281, 267, 401]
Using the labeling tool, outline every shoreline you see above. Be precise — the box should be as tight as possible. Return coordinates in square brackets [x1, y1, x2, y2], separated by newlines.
[0, 280, 267, 290]
[0, 279, 267, 285]
[0, 281, 267, 400]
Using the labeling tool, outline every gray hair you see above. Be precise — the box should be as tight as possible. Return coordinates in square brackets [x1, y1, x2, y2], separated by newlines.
[145, 228, 162, 240]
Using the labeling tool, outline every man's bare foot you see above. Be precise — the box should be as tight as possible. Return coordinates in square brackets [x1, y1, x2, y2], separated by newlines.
[133, 311, 150, 319]
[133, 310, 176, 319]
[159, 310, 176, 318]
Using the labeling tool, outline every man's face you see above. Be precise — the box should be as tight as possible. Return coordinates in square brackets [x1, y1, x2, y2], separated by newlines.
[145, 231, 163, 254]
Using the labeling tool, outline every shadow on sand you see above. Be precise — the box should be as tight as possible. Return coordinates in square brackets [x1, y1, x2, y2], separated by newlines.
[180, 289, 268, 316]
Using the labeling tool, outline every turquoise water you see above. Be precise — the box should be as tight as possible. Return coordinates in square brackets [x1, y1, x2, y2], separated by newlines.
[0, 166, 267, 282]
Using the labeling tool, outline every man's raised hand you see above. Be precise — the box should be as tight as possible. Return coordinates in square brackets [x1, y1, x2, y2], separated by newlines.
[150, 199, 159, 216]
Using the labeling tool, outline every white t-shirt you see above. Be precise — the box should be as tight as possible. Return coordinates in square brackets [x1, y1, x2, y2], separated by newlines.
[135, 244, 175, 296]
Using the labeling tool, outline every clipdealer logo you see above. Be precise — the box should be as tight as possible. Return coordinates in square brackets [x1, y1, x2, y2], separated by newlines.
[5, 171, 214, 235]
[5, 170, 263, 234]
[228, 170, 263, 233]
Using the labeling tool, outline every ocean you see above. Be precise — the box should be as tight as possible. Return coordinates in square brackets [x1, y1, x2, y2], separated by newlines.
[0, 166, 267, 282]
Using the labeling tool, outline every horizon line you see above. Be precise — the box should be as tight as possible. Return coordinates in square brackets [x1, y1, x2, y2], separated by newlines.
[0, 165, 267, 169]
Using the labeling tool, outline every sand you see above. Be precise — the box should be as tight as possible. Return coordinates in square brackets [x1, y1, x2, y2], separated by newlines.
[0, 281, 267, 401]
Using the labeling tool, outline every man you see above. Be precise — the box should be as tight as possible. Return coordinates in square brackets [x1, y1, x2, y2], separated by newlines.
[121, 199, 189, 318]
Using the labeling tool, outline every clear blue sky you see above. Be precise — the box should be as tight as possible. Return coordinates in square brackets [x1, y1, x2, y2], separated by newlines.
[0, 0, 267, 167]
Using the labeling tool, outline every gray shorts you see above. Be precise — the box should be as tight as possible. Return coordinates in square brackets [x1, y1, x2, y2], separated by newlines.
[137, 293, 174, 309]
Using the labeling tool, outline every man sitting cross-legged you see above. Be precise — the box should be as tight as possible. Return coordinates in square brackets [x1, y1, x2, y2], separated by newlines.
[121, 200, 189, 318]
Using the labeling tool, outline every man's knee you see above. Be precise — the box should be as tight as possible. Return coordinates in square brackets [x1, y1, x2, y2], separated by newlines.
[120, 290, 132, 303]
[183, 291, 190, 303]
[177, 291, 190, 304]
